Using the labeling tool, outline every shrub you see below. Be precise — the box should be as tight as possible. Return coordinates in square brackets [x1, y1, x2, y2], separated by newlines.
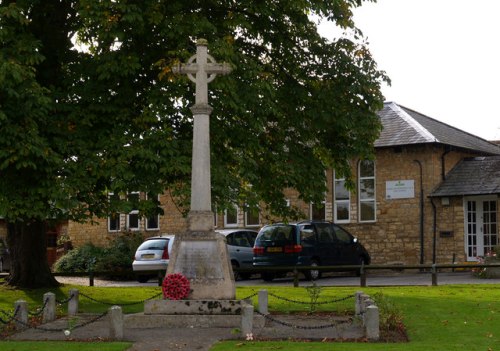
[373, 292, 406, 336]
[53, 231, 144, 278]
[53, 243, 105, 273]
[95, 232, 144, 273]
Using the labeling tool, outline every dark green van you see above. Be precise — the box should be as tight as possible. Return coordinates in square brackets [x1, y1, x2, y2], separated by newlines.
[253, 221, 370, 281]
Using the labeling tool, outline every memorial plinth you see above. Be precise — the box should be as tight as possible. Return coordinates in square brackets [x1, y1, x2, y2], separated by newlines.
[167, 231, 235, 299]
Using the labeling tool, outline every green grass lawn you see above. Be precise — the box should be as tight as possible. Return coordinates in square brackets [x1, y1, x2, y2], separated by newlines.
[212, 285, 500, 351]
[0, 283, 499, 351]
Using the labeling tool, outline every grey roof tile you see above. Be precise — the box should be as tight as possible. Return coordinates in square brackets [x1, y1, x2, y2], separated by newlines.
[375, 102, 500, 155]
[430, 156, 500, 196]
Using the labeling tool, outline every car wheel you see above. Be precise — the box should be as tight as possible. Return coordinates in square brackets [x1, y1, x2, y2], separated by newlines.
[261, 272, 275, 282]
[304, 260, 321, 281]
[136, 275, 150, 283]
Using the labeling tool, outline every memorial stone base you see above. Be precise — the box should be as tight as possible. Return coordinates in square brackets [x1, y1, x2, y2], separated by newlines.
[167, 230, 235, 300]
[124, 299, 265, 329]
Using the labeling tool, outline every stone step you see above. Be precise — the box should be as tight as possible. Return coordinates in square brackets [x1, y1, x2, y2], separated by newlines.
[125, 313, 265, 329]
[144, 299, 247, 315]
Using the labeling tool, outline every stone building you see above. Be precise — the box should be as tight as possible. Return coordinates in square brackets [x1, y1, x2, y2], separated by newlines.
[2, 102, 499, 266]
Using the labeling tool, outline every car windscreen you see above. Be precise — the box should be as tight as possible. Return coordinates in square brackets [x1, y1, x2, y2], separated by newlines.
[137, 239, 168, 251]
[256, 225, 295, 244]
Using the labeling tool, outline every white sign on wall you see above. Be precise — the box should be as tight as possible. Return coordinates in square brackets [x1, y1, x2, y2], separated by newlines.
[386, 180, 415, 199]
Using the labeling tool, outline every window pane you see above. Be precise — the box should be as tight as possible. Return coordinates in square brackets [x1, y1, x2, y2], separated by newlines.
[311, 203, 325, 220]
[360, 179, 375, 199]
[109, 214, 120, 231]
[129, 213, 139, 229]
[246, 207, 260, 226]
[360, 202, 375, 221]
[336, 202, 350, 221]
[225, 206, 238, 225]
[359, 160, 374, 177]
[335, 180, 349, 200]
[146, 215, 159, 230]
[333, 225, 353, 243]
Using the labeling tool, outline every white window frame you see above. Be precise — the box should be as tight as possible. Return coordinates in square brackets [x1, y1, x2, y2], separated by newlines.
[107, 193, 121, 232]
[145, 193, 160, 231]
[127, 191, 141, 231]
[334, 171, 351, 223]
[224, 205, 239, 228]
[358, 160, 376, 222]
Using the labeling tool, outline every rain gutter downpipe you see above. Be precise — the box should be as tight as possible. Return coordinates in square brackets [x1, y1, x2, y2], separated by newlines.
[414, 160, 425, 265]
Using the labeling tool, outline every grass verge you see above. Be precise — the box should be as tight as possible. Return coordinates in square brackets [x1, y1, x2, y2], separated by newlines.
[0, 283, 498, 351]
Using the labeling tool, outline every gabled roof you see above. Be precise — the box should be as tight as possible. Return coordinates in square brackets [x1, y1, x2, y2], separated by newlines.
[430, 156, 500, 197]
[376, 102, 500, 155]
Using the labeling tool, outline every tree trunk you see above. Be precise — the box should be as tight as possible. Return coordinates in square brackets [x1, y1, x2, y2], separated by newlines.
[6, 220, 59, 288]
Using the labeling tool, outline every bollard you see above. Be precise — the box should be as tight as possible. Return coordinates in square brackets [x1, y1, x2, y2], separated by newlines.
[355, 291, 363, 316]
[293, 268, 299, 287]
[109, 305, 123, 340]
[43, 292, 56, 323]
[241, 304, 254, 336]
[14, 300, 28, 330]
[360, 263, 367, 287]
[68, 289, 79, 316]
[258, 289, 268, 315]
[431, 264, 438, 286]
[365, 305, 380, 340]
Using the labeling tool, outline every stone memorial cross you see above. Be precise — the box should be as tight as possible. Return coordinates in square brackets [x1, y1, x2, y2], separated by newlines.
[173, 38, 232, 231]
[168, 39, 236, 299]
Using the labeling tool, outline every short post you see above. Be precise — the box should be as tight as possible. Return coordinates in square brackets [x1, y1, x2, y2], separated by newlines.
[241, 303, 254, 336]
[88, 257, 96, 287]
[360, 262, 367, 287]
[293, 268, 299, 287]
[431, 264, 438, 286]
[68, 289, 79, 316]
[43, 292, 56, 323]
[365, 305, 380, 340]
[158, 270, 163, 286]
[258, 289, 268, 315]
[355, 291, 363, 316]
[14, 300, 28, 330]
[108, 305, 123, 340]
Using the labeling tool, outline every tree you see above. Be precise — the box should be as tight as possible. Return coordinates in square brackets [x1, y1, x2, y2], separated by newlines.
[0, 0, 387, 287]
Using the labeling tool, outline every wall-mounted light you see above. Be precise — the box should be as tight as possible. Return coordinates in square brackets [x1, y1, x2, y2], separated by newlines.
[441, 197, 450, 206]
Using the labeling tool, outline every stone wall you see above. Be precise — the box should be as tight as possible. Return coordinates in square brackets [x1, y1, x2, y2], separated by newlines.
[54, 144, 500, 265]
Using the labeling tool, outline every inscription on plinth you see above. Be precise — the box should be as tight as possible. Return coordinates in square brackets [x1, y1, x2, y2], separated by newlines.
[174, 240, 223, 279]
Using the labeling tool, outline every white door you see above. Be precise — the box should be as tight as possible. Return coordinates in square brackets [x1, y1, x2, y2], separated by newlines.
[464, 197, 498, 261]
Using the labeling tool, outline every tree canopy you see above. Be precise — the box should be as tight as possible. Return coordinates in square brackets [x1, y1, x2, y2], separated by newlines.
[0, 0, 387, 286]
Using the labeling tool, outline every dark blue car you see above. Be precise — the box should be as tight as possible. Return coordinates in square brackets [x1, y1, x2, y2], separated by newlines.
[253, 221, 370, 281]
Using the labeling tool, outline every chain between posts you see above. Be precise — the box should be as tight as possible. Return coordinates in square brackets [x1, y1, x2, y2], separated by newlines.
[8, 311, 109, 332]
[0, 305, 20, 325]
[79, 291, 162, 306]
[256, 310, 353, 329]
[267, 291, 355, 305]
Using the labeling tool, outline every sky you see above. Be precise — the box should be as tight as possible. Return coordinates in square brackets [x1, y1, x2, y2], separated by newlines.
[318, 0, 500, 141]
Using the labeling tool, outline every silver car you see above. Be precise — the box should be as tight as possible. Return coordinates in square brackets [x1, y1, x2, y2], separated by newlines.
[132, 235, 173, 283]
[217, 229, 258, 280]
[132, 229, 258, 283]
